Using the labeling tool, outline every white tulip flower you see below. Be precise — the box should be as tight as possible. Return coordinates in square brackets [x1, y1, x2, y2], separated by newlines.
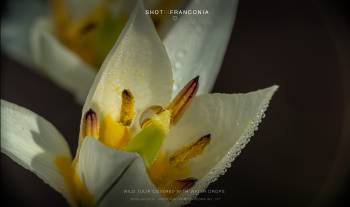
[1, 1, 277, 207]
[1, 0, 238, 102]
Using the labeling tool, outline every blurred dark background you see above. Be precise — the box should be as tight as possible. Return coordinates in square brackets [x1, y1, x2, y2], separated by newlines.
[1, 0, 349, 206]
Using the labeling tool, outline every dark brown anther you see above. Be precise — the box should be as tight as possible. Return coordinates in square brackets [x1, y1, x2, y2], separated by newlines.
[83, 109, 99, 138]
[175, 177, 198, 190]
[80, 22, 97, 34]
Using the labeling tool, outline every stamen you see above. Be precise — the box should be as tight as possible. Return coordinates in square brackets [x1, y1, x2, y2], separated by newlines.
[120, 89, 135, 126]
[175, 177, 197, 190]
[83, 109, 99, 138]
[164, 177, 197, 199]
[75, 5, 107, 36]
[169, 134, 211, 167]
[80, 22, 97, 34]
[167, 76, 199, 124]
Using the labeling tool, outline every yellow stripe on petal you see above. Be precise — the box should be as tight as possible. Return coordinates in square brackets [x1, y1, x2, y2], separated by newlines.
[148, 153, 192, 199]
[149, 153, 189, 183]
[55, 156, 95, 207]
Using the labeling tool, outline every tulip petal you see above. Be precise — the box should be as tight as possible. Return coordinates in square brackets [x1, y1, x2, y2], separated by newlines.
[99, 157, 169, 207]
[30, 18, 96, 103]
[77, 137, 135, 201]
[161, 85, 278, 205]
[78, 137, 167, 207]
[0, 100, 74, 205]
[82, 0, 173, 120]
[163, 0, 239, 95]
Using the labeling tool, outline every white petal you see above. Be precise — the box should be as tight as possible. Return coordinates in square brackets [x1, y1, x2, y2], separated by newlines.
[1, 0, 48, 65]
[77, 137, 135, 200]
[99, 158, 169, 207]
[83, 0, 173, 120]
[78, 137, 167, 207]
[162, 86, 278, 205]
[30, 17, 96, 103]
[0, 100, 74, 205]
[163, 0, 239, 95]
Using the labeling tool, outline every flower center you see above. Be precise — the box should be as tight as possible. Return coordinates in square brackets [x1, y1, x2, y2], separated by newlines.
[80, 76, 210, 199]
[100, 115, 129, 148]
[51, 0, 185, 69]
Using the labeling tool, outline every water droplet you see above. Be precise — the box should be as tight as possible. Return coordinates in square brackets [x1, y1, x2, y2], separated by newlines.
[175, 62, 182, 69]
[173, 84, 178, 91]
[176, 49, 186, 58]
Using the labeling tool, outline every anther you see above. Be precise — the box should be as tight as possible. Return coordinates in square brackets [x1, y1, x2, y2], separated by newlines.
[120, 89, 135, 126]
[175, 177, 197, 190]
[166, 177, 198, 199]
[167, 76, 199, 124]
[169, 134, 211, 167]
[83, 109, 99, 138]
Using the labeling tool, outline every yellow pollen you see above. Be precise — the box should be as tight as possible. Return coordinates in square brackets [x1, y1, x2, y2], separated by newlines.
[169, 134, 211, 168]
[120, 89, 135, 126]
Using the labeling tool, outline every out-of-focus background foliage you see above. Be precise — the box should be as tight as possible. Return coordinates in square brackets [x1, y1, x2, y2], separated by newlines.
[1, 0, 349, 206]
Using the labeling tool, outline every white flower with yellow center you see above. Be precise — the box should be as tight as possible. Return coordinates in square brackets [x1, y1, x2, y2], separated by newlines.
[1, 0, 238, 102]
[1, 1, 277, 207]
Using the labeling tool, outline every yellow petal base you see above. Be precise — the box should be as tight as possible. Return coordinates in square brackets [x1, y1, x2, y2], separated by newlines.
[55, 156, 95, 207]
[99, 115, 129, 149]
[148, 153, 190, 199]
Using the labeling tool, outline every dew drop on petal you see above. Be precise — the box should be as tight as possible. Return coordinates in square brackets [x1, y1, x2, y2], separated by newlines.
[176, 49, 186, 59]
[173, 84, 178, 91]
[175, 62, 182, 69]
